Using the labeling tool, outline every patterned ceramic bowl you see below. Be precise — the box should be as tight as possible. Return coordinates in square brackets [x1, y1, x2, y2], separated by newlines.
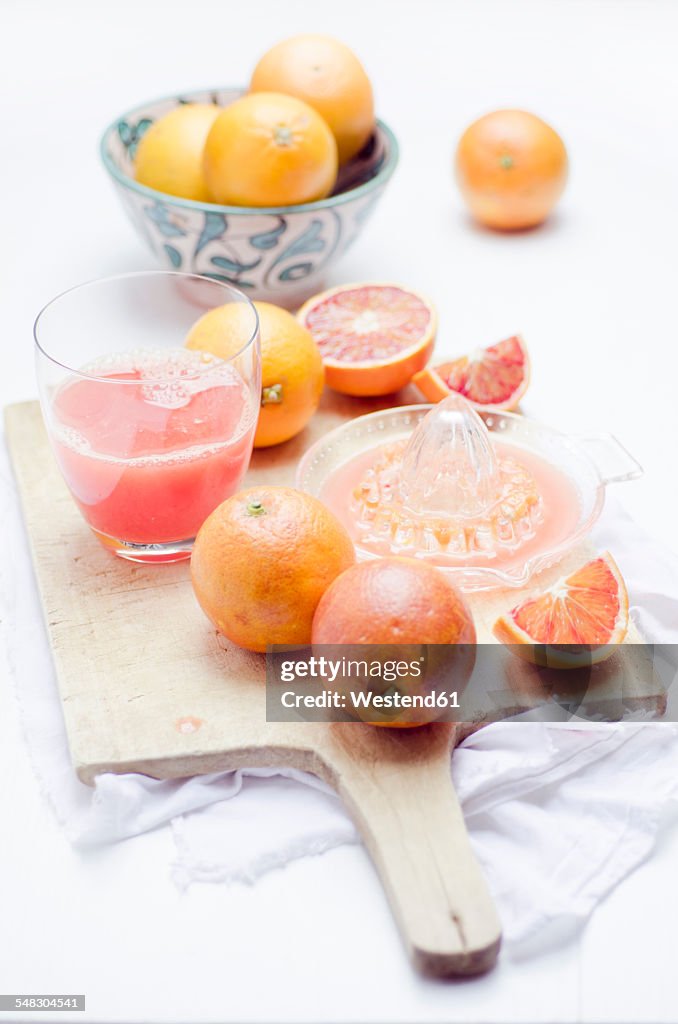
[100, 88, 399, 308]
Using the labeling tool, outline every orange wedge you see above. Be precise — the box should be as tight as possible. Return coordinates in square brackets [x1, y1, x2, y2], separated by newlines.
[413, 334, 529, 410]
[297, 282, 436, 397]
[493, 552, 629, 668]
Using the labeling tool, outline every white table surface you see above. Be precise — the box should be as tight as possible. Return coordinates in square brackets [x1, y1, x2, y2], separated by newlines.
[2, 1, 677, 1021]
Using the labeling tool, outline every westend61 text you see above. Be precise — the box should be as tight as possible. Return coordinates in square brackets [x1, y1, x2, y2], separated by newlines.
[280, 690, 460, 710]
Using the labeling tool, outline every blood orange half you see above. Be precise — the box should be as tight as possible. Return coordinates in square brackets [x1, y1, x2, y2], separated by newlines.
[493, 552, 629, 668]
[412, 334, 529, 410]
[297, 282, 436, 397]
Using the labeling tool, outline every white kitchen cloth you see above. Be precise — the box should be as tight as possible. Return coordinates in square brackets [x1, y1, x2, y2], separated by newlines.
[3, 433, 678, 954]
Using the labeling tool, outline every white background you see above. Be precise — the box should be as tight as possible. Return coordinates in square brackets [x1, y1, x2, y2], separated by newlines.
[2, 0, 678, 1021]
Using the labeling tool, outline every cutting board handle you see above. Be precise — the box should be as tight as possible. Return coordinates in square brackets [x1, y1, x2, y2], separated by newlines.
[322, 724, 502, 976]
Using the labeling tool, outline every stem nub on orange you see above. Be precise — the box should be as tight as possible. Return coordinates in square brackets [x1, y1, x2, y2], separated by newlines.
[191, 486, 355, 653]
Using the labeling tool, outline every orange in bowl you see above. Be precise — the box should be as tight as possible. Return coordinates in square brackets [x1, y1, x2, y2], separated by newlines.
[203, 91, 338, 207]
[134, 102, 220, 202]
[191, 486, 355, 653]
[298, 283, 436, 397]
[250, 34, 375, 164]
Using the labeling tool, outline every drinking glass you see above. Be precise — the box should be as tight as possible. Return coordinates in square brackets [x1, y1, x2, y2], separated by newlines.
[35, 271, 261, 563]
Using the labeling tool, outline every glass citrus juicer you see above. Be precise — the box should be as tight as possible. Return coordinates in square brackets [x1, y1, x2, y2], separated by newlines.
[296, 395, 643, 591]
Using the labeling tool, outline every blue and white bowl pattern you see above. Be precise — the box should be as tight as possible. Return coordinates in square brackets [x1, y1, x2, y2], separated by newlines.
[101, 88, 399, 307]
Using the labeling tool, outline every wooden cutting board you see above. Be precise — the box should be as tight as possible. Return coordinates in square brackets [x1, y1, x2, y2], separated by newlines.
[4, 396, 662, 978]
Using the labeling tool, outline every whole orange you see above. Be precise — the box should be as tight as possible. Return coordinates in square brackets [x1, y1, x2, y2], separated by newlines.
[202, 92, 338, 206]
[455, 109, 568, 230]
[191, 487, 355, 653]
[134, 103, 220, 201]
[186, 301, 324, 447]
[313, 557, 476, 645]
[250, 34, 375, 164]
[312, 558, 476, 726]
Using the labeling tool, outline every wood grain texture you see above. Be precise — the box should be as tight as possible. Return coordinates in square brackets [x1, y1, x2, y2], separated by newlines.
[4, 395, 660, 977]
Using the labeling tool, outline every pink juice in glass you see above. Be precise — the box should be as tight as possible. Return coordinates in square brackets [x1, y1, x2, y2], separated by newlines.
[51, 349, 256, 545]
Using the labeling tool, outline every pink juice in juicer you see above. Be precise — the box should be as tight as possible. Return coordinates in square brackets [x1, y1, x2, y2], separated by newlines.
[297, 395, 643, 591]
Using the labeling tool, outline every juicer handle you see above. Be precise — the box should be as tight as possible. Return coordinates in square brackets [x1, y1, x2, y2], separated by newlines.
[577, 433, 644, 485]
